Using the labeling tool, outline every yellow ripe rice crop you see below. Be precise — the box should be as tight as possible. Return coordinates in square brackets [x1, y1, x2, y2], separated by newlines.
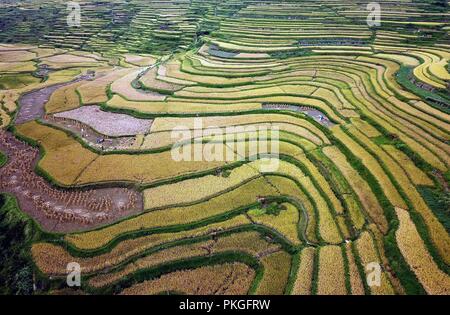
[210, 231, 280, 257]
[165, 60, 254, 86]
[111, 69, 166, 102]
[106, 94, 168, 112]
[410, 50, 448, 88]
[17, 121, 234, 186]
[87, 231, 275, 289]
[35, 215, 250, 276]
[175, 85, 287, 99]
[317, 245, 347, 295]
[322, 146, 388, 234]
[385, 96, 450, 140]
[373, 53, 420, 67]
[150, 114, 330, 145]
[3, 6, 450, 297]
[295, 154, 344, 214]
[152, 121, 324, 146]
[0, 73, 40, 90]
[355, 231, 395, 295]
[350, 118, 381, 138]
[345, 243, 365, 295]
[311, 87, 345, 110]
[248, 203, 301, 245]
[77, 68, 131, 104]
[89, 242, 210, 288]
[368, 224, 405, 294]
[141, 131, 175, 149]
[76, 143, 231, 185]
[343, 194, 366, 230]
[144, 161, 261, 209]
[368, 141, 450, 264]
[334, 126, 406, 209]
[409, 101, 450, 126]
[267, 175, 318, 243]
[275, 159, 306, 182]
[336, 216, 350, 240]
[297, 176, 342, 244]
[382, 145, 434, 186]
[16, 121, 98, 186]
[107, 94, 261, 114]
[0, 61, 36, 73]
[428, 60, 450, 81]
[234, 138, 305, 159]
[120, 263, 255, 295]
[44, 68, 84, 86]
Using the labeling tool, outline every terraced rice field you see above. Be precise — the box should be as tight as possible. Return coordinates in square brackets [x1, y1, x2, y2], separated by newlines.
[0, 0, 449, 296]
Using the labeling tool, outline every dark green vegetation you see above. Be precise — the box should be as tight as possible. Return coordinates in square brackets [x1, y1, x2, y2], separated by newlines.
[0, 194, 37, 295]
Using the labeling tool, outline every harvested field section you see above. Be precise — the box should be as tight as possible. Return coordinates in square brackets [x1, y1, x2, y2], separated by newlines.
[395, 208, 450, 295]
[322, 146, 388, 234]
